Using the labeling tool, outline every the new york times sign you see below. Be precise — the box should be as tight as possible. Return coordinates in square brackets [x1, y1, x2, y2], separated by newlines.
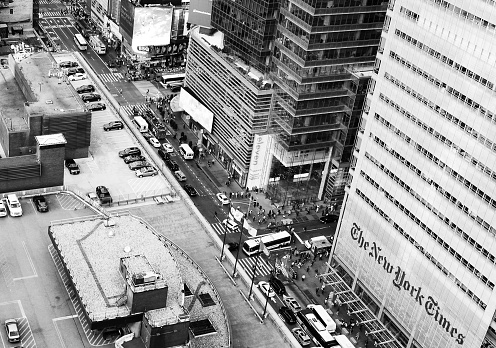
[350, 223, 466, 345]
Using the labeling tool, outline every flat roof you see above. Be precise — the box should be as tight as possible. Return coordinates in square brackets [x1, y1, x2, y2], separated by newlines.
[15, 52, 85, 115]
[0, 62, 29, 131]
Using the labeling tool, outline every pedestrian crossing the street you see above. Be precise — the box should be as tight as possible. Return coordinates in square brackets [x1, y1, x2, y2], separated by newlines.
[121, 103, 152, 117]
[238, 255, 274, 278]
[98, 72, 124, 83]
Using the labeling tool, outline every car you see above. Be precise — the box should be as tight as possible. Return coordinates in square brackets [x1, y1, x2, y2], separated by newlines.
[149, 137, 161, 148]
[0, 200, 7, 217]
[281, 218, 293, 225]
[154, 196, 166, 205]
[165, 159, 179, 171]
[103, 120, 124, 131]
[135, 166, 158, 178]
[158, 149, 170, 161]
[5, 194, 22, 217]
[67, 67, 85, 76]
[128, 161, 150, 170]
[59, 60, 78, 68]
[162, 142, 174, 153]
[174, 170, 187, 181]
[65, 158, 80, 174]
[81, 93, 101, 103]
[101, 326, 127, 340]
[32, 195, 49, 212]
[320, 214, 339, 224]
[106, 60, 117, 68]
[76, 84, 95, 94]
[96, 186, 112, 204]
[69, 72, 87, 81]
[283, 295, 302, 313]
[257, 281, 275, 298]
[5, 319, 20, 343]
[170, 85, 181, 93]
[269, 276, 287, 295]
[123, 155, 146, 164]
[279, 305, 297, 324]
[86, 192, 100, 206]
[88, 102, 106, 111]
[119, 147, 141, 158]
[216, 193, 230, 205]
[291, 327, 311, 346]
[183, 184, 198, 197]
[227, 242, 239, 251]
[142, 132, 153, 141]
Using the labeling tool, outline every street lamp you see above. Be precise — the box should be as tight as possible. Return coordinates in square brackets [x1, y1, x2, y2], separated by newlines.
[232, 215, 244, 278]
[247, 256, 260, 300]
[217, 204, 230, 261]
[261, 282, 274, 322]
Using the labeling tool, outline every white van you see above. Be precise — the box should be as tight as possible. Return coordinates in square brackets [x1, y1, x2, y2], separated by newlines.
[6, 194, 23, 217]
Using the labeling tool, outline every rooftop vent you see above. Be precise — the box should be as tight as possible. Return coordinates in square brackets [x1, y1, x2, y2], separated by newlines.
[189, 319, 216, 337]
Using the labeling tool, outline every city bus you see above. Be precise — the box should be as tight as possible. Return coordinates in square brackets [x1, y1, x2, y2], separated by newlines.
[178, 143, 194, 160]
[89, 35, 106, 54]
[160, 72, 185, 88]
[296, 310, 338, 348]
[242, 231, 291, 256]
[334, 335, 355, 348]
[307, 304, 337, 333]
[74, 34, 87, 51]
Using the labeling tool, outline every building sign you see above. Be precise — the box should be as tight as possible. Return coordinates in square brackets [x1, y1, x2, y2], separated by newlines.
[119, 0, 135, 43]
[349, 223, 466, 345]
[246, 134, 272, 190]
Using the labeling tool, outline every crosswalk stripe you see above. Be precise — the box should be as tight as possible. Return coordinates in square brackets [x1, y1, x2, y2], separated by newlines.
[40, 11, 67, 17]
[121, 103, 152, 118]
[98, 72, 124, 82]
[40, 0, 62, 3]
[238, 255, 273, 277]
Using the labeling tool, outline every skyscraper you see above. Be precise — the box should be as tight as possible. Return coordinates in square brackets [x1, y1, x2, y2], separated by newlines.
[333, 1, 496, 347]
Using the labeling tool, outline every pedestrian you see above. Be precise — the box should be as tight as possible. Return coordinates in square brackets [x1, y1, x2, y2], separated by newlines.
[315, 287, 319, 295]
[321, 283, 325, 291]
[306, 266, 310, 272]
[214, 211, 217, 218]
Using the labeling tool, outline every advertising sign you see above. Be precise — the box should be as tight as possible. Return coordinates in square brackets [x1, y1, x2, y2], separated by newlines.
[179, 88, 214, 133]
[189, 0, 212, 28]
[132, 6, 173, 49]
[119, 0, 135, 43]
[246, 134, 272, 190]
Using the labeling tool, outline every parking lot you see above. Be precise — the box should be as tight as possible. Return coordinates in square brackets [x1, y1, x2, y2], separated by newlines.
[52, 53, 174, 202]
[0, 193, 108, 347]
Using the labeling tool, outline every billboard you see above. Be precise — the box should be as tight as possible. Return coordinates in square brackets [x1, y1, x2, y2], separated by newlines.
[132, 7, 173, 49]
[189, 0, 212, 28]
[178, 88, 213, 133]
[119, 0, 135, 43]
[246, 134, 273, 190]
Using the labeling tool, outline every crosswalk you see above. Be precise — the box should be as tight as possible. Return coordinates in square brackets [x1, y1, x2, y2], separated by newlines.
[98, 72, 124, 83]
[121, 103, 152, 117]
[40, 11, 67, 17]
[40, 0, 62, 4]
[211, 222, 236, 236]
[238, 255, 274, 278]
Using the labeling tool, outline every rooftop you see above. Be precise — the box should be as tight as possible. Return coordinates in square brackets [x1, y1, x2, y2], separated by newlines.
[15, 51, 86, 115]
[193, 27, 273, 91]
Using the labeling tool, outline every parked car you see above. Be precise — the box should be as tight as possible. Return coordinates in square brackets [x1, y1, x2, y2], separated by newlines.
[216, 193, 230, 205]
[103, 121, 124, 131]
[279, 305, 297, 324]
[67, 67, 85, 76]
[86, 192, 100, 206]
[153, 196, 166, 205]
[5, 194, 22, 217]
[59, 60, 78, 68]
[119, 147, 141, 158]
[81, 93, 101, 103]
[0, 200, 7, 217]
[4, 319, 20, 343]
[162, 142, 174, 153]
[174, 170, 187, 181]
[76, 84, 95, 94]
[32, 195, 49, 212]
[65, 158, 80, 174]
[102, 326, 130, 340]
[88, 102, 106, 111]
[283, 295, 302, 313]
[128, 161, 150, 170]
[165, 159, 179, 171]
[96, 186, 112, 204]
[320, 214, 339, 224]
[257, 281, 275, 298]
[69, 72, 87, 81]
[135, 166, 158, 178]
[291, 327, 311, 346]
[149, 137, 161, 148]
[170, 86, 181, 93]
[227, 242, 239, 251]
[183, 185, 198, 197]
[123, 155, 145, 164]
[157, 149, 170, 161]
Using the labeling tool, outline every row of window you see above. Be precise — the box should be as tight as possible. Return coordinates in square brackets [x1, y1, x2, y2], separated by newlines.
[355, 187, 487, 310]
[373, 111, 496, 237]
[399, 6, 419, 22]
[394, 29, 496, 94]
[378, 93, 496, 230]
[424, 0, 496, 33]
[384, 72, 496, 209]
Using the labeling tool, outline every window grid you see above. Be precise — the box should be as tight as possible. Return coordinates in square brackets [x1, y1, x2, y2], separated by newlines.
[355, 187, 487, 310]
[394, 29, 495, 94]
[364, 150, 496, 290]
[399, 6, 419, 22]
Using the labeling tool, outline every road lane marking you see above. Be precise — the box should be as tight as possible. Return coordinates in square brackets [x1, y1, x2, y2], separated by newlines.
[53, 314, 78, 321]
